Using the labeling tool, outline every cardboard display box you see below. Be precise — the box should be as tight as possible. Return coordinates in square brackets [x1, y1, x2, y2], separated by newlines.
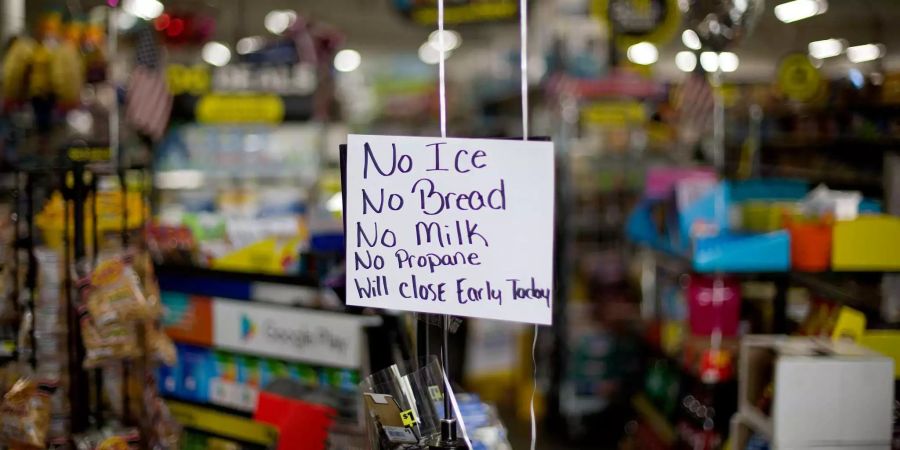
[738, 336, 894, 449]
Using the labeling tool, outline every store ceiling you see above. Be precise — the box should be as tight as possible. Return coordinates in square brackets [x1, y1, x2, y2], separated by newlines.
[25, 0, 900, 80]
[185, 0, 900, 80]
[657, 0, 900, 80]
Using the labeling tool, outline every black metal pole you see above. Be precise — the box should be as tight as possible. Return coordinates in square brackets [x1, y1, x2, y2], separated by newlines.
[89, 173, 103, 427]
[773, 275, 789, 334]
[69, 164, 90, 433]
[442, 315, 451, 421]
[118, 168, 131, 425]
[11, 172, 20, 322]
[24, 174, 36, 370]
[429, 314, 466, 449]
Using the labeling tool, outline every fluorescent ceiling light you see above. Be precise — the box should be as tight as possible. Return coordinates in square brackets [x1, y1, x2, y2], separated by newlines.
[116, 11, 139, 30]
[236, 36, 265, 55]
[718, 52, 739, 72]
[675, 51, 697, 72]
[334, 49, 362, 73]
[123, 0, 164, 20]
[774, 0, 827, 23]
[202, 41, 231, 67]
[265, 10, 297, 35]
[428, 30, 462, 52]
[808, 38, 844, 59]
[418, 42, 451, 65]
[682, 29, 701, 50]
[626, 42, 658, 66]
[700, 52, 719, 72]
[846, 43, 884, 63]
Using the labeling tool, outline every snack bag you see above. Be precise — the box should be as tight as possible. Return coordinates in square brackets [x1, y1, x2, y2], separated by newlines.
[74, 427, 140, 450]
[137, 253, 163, 320]
[0, 378, 55, 449]
[143, 385, 181, 449]
[81, 311, 141, 368]
[144, 324, 177, 366]
[86, 258, 149, 327]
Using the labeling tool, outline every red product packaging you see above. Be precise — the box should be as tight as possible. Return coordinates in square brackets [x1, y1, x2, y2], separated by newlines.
[686, 275, 741, 337]
[254, 391, 336, 450]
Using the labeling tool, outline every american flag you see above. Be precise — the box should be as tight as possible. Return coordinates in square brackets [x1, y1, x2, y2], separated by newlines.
[126, 26, 172, 141]
[676, 70, 715, 146]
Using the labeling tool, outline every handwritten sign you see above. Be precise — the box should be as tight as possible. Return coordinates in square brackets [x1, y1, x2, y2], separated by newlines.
[345, 134, 554, 325]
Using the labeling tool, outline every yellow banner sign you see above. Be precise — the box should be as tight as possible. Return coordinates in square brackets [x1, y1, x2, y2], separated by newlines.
[195, 94, 285, 124]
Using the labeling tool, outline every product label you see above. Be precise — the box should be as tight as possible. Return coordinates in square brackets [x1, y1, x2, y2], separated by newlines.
[212, 298, 364, 368]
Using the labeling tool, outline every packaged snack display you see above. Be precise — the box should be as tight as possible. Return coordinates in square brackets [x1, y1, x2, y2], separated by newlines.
[85, 258, 149, 327]
[144, 324, 177, 367]
[80, 308, 141, 369]
[74, 427, 140, 450]
[0, 378, 56, 449]
[143, 378, 181, 450]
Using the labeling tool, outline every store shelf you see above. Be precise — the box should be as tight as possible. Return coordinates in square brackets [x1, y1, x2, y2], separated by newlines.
[170, 93, 314, 122]
[166, 399, 279, 446]
[157, 264, 320, 288]
[156, 264, 332, 308]
[640, 244, 899, 276]
[163, 394, 254, 418]
[789, 272, 885, 318]
[760, 136, 900, 153]
[631, 394, 676, 446]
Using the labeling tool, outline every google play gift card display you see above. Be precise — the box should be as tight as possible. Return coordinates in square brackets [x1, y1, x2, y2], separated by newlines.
[344, 135, 555, 325]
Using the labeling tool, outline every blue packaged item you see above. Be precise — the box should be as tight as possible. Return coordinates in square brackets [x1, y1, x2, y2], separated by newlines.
[729, 179, 808, 202]
[746, 433, 769, 450]
[693, 231, 790, 273]
[157, 358, 180, 397]
[177, 344, 214, 403]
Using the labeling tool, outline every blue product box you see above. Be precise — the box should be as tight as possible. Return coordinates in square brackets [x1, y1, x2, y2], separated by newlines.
[177, 344, 213, 403]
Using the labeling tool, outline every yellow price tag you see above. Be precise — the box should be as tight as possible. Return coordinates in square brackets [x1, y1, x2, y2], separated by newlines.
[400, 409, 418, 426]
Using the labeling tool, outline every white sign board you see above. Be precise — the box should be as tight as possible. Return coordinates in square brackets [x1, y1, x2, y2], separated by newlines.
[345, 134, 555, 325]
[212, 298, 364, 368]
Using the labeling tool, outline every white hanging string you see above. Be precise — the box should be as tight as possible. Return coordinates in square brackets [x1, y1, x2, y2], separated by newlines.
[434, 2, 536, 447]
[530, 325, 539, 450]
[520, 0, 529, 140]
[519, 2, 538, 449]
[435, 3, 471, 448]
[438, 0, 447, 139]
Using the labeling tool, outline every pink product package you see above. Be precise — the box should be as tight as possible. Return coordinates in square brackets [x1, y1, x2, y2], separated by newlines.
[686, 274, 741, 337]
[644, 167, 717, 200]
